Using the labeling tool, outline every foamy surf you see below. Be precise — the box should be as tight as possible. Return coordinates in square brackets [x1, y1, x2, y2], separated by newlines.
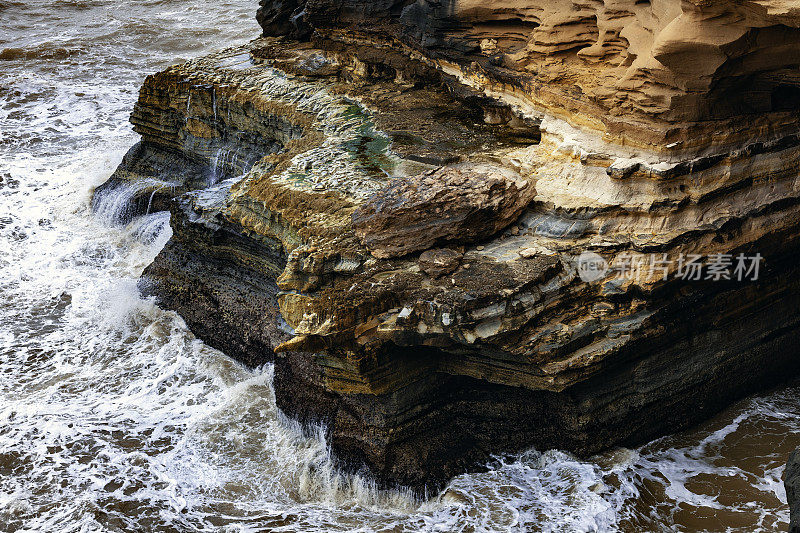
[1, 1, 798, 531]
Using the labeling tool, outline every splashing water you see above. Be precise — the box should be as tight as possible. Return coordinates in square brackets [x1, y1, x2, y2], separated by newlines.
[127, 212, 172, 246]
[92, 178, 179, 225]
[2, 1, 799, 532]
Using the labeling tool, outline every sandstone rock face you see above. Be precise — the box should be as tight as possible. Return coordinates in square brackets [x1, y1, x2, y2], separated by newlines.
[291, 0, 800, 154]
[96, 1, 800, 491]
[353, 163, 535, 258]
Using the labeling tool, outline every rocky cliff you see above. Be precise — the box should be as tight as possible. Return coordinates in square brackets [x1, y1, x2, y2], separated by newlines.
[96, 0, 800, 491]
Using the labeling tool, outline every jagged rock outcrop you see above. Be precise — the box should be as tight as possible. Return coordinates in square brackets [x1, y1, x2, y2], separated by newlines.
[270, 0, 800, 151]
[96, 1, 800, 491]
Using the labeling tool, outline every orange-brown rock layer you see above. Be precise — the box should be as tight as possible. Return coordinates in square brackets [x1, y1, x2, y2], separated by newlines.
[262, 0, 800, 156]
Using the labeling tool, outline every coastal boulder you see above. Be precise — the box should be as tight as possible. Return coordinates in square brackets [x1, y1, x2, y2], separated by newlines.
[352, 163, 534, 259]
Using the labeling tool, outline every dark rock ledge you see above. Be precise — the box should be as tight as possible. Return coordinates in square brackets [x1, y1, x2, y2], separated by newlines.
[788, 448, 800, 533]
[95, 1, 800, 493]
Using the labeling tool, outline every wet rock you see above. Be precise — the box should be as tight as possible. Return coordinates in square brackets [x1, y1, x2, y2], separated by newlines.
[140, 181, 291, 367]
[352, 163, 535, 259]
[256, 0, 311, 40]
[419, 248, 462, 278]
[787, 448, 800, 533]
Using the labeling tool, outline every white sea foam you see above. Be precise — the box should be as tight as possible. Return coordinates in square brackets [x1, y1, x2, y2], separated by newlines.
[92, 178, 179, 224]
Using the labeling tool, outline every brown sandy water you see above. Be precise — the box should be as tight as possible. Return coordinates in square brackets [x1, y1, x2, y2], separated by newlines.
[1, 1, 798, 531]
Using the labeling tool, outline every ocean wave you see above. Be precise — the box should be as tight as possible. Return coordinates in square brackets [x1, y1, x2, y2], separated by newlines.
[0, 46, 84, 61]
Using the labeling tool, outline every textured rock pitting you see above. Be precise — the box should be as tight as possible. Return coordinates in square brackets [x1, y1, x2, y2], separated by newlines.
[352, 163, 535, 258]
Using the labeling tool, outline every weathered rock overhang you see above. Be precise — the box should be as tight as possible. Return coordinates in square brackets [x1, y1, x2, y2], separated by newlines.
[261, 0, 800, 157]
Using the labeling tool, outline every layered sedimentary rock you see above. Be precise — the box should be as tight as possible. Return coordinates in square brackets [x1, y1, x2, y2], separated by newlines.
[97, 1, 800, 490]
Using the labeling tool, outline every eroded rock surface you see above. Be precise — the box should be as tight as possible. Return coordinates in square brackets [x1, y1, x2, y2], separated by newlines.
[353, 163, 535, 258]
[273, 0, 800, 152]
[96, 1, 800, 491]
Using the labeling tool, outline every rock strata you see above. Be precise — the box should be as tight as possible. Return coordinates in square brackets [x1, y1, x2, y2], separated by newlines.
[97, 1, 800, 491]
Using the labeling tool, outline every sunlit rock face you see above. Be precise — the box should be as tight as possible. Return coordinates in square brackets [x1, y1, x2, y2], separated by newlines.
[99, 1, 800, 490]
[264, 0, 800, 150]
